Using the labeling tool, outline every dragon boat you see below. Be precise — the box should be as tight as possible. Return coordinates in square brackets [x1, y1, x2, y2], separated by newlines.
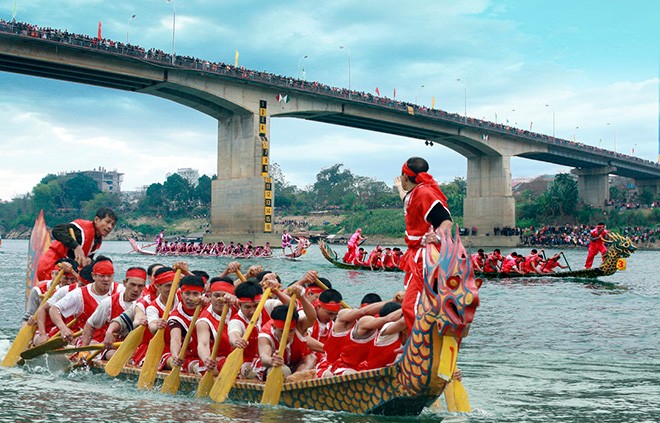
[90, 229, 480, 416]
[474, 233, 636, 279]
[282, 237, 311, 260]
[128, 237, 278, 259]
[318, 239, 403, 272]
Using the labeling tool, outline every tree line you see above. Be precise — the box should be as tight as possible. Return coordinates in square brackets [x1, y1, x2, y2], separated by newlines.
[0, 164, 657, 238]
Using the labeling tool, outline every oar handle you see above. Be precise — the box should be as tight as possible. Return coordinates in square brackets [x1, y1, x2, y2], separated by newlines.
[33, 268, 66, 320]
[276, 294, 297, 357]
[236, 269, 247, 283]
[176, 305, 202, 361]
[314, 277, 351, 309]
[209, 305, 229, 361]
[241, 288, 271, 342]
[48, 317, 79, 341]
[161, 269, 182, 321]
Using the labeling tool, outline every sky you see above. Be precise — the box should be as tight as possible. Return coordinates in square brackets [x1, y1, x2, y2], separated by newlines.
[0, 0, 658, 202]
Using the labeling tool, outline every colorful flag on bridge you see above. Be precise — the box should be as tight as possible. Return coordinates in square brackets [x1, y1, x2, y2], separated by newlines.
[407, 106, 415, 115]
[97, 21, 102, 40]
[375, 87, 380, 96]
[276, 94, 290, 103]
[235, 50, 239, 67]
[393, 88, 397, 98]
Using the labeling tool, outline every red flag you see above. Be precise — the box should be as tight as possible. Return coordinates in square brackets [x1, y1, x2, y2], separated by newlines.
[375, 87, 380, 96]
[393, 88, 397, 98]
[97, 21, 102, 40]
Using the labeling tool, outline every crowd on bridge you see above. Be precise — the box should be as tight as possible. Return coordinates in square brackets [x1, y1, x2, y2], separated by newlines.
[2, 18, 659, 172]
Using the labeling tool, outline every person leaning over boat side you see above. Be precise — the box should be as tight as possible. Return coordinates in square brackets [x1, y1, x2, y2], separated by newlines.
[523, 249, 544, 274]
[227, 277, 281, 379]
[79, 267, 146, 360]
[584, 223, 609, 269]
[395, 157, 452, 333]
[250, 283, 317, 382]
[316, 293, 387, 378]
[194, 277, 238, 375]
[163, 275, 205, 372]
[23, 258, 79, 328]
[36, 207, 117, 282]
[483, 249, 503, 273]
[303, 288, 343, 366]
[540, 253, 569, 273]
[330, 301, 403, 376]
[471, 249, 485, 273]
[359, 302, 407, 371]
[132, 266, 178, 366]
[49, 259, 123, 345]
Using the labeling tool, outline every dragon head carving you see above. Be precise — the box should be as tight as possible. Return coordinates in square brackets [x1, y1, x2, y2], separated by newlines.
[423, 226, 481, 340]
[604, 232, 637, 258]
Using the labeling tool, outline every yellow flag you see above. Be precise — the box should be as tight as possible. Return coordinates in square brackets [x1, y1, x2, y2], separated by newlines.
[407, 105, 415, 116]
[431, 96, 435, 109]
[235, 50, 239, 67]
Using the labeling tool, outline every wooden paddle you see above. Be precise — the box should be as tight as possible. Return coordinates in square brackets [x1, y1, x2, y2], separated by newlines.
[314, 277, 351, 309]
[209, 287, 272, 403]
[261, 293, 297, 405]
[561, 252, 572, 271]
[47, 342, 121, 356]
[236, 269, 247, 283]
[136, 269, 182, 390]
[196, 304, 229, 398]
[160, 304, 203, 395]
[20, 329, 82, 360]
[104, 325, 146, 376]
[444, 379, 471, 412]
[2, 268, 66, 367]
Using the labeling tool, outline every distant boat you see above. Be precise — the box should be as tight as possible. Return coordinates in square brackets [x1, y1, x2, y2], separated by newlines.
[318, 239, 403, 272]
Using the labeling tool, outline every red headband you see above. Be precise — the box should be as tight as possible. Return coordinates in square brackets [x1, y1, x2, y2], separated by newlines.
[126, 268, 147, 280]
[181, 285, 204, 293]
[153, 270, 176, 286]
[306, 286, 323, 295]
[271, 318, 295, 329]
[314, 299, 341, 312]
[92, 261, 114, 275]
[210, 281, 235, 294]
[402, 162, 417, 177]
[238, 294, 262, 303]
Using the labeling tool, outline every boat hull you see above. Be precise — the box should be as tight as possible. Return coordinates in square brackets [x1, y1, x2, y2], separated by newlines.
[90, 362, 443, 416]
[318, 240, 403, 272]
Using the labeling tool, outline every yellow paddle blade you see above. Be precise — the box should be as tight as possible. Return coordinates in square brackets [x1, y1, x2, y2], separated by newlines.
[1, 325, 37, 367]
[160, 366, 182, 395]
[196, 371, 214, 398]
[261, 367, 284, 405]
[137, 330, 165, 390]
[453, 380, 472, 412]
[444, 380, 458, 412]
[20, 333, 68, 360]
[105, 325, 145, 377]
[209, 348, 244, 403]
[261, 293, 296, 405]
[196, 304, 229, 398]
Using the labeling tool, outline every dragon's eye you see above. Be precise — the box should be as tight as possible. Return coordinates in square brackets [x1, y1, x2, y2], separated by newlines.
[447, 275, 460, 290]
[475, 278, 483, 289]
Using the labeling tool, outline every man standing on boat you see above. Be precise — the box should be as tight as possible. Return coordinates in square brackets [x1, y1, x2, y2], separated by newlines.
[584, 223, 609, 269]
[343, 228, 366, 263]
[281, 230, 293, 254]
[395, 157, 452, 332]
[36, 207, 117, 281]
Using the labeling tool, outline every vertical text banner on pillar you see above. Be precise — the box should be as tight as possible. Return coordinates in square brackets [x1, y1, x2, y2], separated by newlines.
[259, 100, 272, 233]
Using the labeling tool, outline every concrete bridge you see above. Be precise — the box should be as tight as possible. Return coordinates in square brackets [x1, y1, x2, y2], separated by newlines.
[2, 23, 659, 244]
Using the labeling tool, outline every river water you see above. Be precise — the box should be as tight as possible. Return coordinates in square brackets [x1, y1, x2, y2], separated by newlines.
[0, 239, 658, 422]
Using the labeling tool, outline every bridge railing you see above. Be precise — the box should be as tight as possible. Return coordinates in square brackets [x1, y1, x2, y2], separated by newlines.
[1, 19, 659, 172]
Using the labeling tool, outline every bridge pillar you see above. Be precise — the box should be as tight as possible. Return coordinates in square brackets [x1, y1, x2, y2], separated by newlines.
[570, 166, 616, 206]
[463, 155, 516, 235]
[207, 111, 275, 245]
[635, 178, 660, 196]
